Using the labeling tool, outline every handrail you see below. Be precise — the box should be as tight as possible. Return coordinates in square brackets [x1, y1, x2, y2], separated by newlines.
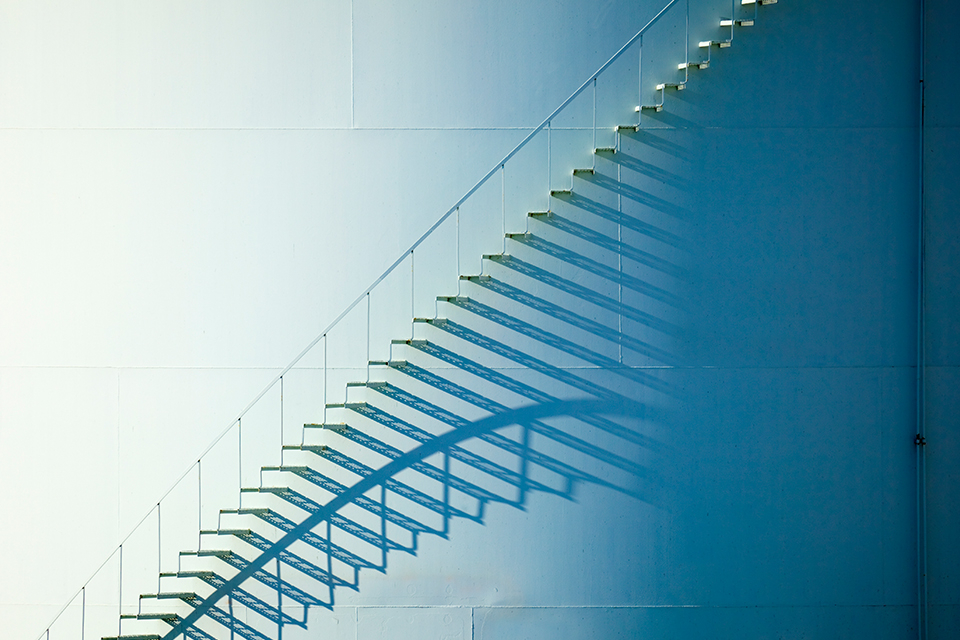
[35, 1, 680, 637]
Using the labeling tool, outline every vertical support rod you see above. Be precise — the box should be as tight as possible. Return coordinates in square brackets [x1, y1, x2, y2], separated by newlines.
[238, 418, 243, 508]
[730, 0, 736, 42]
[280, 375, 284, 466]
[546, 121, 552, 211]
[637, 36, 643, 128]
[366, 292, 371, 383]
[501, 164, 506, 254]
[157, 502, 162, 593]
[410, 251, 415, 338]
[592, 77, 597, 169]
[456, 207, 461, 292]
[197, 460, 202, 550]
[118, 545, 123, 638]
[323, 334, 328, 424]
[81, 587, 85, 640]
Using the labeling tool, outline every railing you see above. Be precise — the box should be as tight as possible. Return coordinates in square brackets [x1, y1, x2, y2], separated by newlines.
[33, 0, 746, 637]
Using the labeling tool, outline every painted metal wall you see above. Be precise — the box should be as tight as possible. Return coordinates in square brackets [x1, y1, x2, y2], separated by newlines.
[0, 0, 953, 638]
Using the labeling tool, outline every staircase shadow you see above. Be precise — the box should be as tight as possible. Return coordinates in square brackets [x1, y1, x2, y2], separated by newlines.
[111, 100, 684, 640]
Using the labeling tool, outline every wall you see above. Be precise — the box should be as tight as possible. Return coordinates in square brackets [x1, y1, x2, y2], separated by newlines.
[0, 1, 952, 638]
[923, 0, 960, 635]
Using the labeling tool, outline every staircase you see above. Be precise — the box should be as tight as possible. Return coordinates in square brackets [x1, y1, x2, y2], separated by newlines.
[35, 2, 780, 639]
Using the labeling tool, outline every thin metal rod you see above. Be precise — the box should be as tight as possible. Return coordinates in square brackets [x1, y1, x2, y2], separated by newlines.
[501, 164, 506, 253]
[118, 545, 123, 637]
[410, 251, 415, 338]
[366, 292, 371, 382]
[456, 207, 461, 292]
[280, 375, 284, 465]
[618, 160, 623, 363]
[323, 334, 328, 423]
[81, 587, 85, 640]
[685, 0, 691, 81]
[592, 77, 597, 168]
[158, 502, 162, 593]
[198, 460, 202, 550]
[638, 35, 643, 127]
[730, 0, 736, 42]
[238, 418, 243, 507]
[547, 121, 552, 210]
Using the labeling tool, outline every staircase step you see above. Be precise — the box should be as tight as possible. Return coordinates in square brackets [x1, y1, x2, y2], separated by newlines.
[261, 465, 309, 472]
[678, 61, 709, 70]
[121, 613, 180, 621]
[459, 274, 492, 281]
[617, 123, 640, 130]
[180, 549, 233, 558]
[391, 338, 428, 346]
[240, 486, 290, 495]
[142, 592, 199, 601]
[199, 528, 252, 537]
[637, 104, 663, 112]
[549, 189, 571, 196]
[594, 147, 616, 154]
[159, 570, 214, 580]
[304, 422, 349, 432]
[102, 635, 163, 640]
[657, 82, 686, 91]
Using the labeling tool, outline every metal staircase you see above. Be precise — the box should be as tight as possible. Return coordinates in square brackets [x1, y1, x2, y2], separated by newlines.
[34, 1, 780, 639]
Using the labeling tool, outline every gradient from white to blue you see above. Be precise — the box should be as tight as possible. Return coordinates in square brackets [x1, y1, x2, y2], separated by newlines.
[0, 0, 957, 638]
